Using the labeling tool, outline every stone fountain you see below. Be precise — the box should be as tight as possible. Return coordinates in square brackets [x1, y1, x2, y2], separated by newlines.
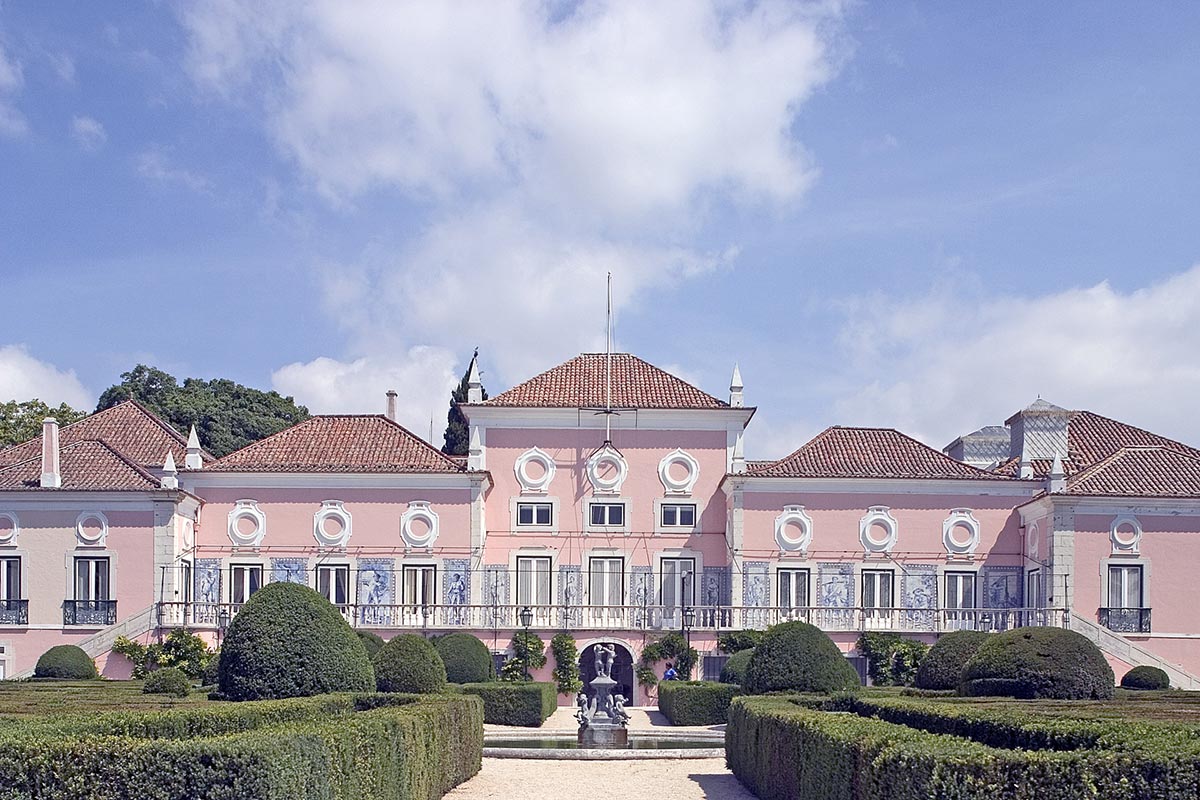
[575, 643, 630, 747]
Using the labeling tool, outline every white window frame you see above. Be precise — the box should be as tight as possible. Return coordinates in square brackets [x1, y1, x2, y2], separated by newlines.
[585, 498, 631, 534]
[587, 557, 625, 606]
[516, 556, 553, 608]
[178, 560, 192, 605]
[74, 556, 111, 602]
[0, 557, 19, 602]
[516, 502, 554, 528]
[777, 567, 810, 611]
[1107, 564, 1144, 609]
[230, 563, 263, 606]
[317, 563, 352, 607]
[659, 503, 697, 529]
[508, 496, 559, 534]
[944, 571, 977, 611]
[861, 569, 894, 610]
[1026, 569, 1041, 608]
[401, 564, 437, 610]
[659, 557, 696, 621]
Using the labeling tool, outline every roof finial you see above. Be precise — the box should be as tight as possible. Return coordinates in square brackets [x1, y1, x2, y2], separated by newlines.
[729, 363, 744, 408]
[468, 424, 483, 470]
[185, 425, 203, 470]
[161, 451, 179, 489]
[1048, 452, 1065, 493]
[467, 349, 483, 404]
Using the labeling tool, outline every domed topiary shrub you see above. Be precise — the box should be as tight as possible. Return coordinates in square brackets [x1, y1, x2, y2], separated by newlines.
[720, 648, 754, 685]
[35, 645, 98, 679]
[1121, 665, 1170, 690]
[143, 667, 190, 697]
[357, 630, 386, 660]
[434, 632, 494, 684]
[218, 582, 374, 701]
[961, 626, 1115, 700]
[374, 634, 447, 693]
[744, 621, 859, 694]
[915, 630, 991, 690]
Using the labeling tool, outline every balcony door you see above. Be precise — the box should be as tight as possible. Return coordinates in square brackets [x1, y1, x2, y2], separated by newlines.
[777, 568, 809, 622]
[516, 557, 552, 626]
[861, 569, 894, 629]
[1106, 564, 1146, 632]
[401, 565, 436, 623]
[318, 565, 351, 608]
[944, 571, 976, 628]
[661, 558, 695, 628]
[230, 565, 262, 606]
[588, 557, 624, 626]
[75, 557, 110, 602]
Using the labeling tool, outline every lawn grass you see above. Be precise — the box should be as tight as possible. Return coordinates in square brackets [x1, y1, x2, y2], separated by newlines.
[0, 679, 211, 717]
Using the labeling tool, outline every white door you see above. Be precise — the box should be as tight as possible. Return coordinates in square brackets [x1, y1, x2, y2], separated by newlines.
[516, 557, 552, 625]
[402, 565, 436, 625]
[588, 558, 624, 626]
[660, 558, 695, 628]
[861, 570, 894, 629]
[318, 565, 351, 608]
[944, 572, 976, 629]
[778, 569, 809, 622]
[230, 565, 262, 606]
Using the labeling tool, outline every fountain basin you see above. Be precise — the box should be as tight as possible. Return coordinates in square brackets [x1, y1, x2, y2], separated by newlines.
[483, 729, 725, 760]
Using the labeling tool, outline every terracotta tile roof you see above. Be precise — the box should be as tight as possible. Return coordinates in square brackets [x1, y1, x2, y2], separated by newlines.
[0, 439, 162, 491]
[0, 401, 208, 469]
[480, 353, 728, 409]
[749, 427, 1016, 481]
[206, 415, 465, 473]
[1064, 446, 1200, 498]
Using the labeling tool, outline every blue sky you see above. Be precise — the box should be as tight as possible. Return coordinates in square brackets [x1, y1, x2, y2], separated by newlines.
[2, 1, 1199, 457]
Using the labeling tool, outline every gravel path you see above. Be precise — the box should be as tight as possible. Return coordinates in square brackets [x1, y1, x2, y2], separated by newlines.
[446, 757, 755, 800]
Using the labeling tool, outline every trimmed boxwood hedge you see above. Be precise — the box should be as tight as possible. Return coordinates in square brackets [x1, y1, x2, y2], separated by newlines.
[914, 630, 990, 690]
[434, 633, 494, 684]
[719, 648, 753, 685]
[34, 645, 97, 680]
[0, 693, 483, 800]
[218, 582, 374, 701]
[375, 634, 448, 694]
[1122, 665, 1171, 690]
[960, 626, 1114, 700]
[356, 630, 386, 659]
[744, 621, 860, 694]
[658, 681, 742, 725]
[142, 668, 190, 697]
[460, 682, 556, 727]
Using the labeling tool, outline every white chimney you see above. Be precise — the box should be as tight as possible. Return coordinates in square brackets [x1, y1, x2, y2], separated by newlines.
[161, 451, 179, 490]
[40, 418, 61, 488]
[467, 355, 483, 404]
[729, 363, 744, 408]
[1047, 453, 1065, 493]
[731, 430, 747, 474]
[185, 425, 203, 470]
[468, 425, 484, 470]
[386, 389, 398, 422]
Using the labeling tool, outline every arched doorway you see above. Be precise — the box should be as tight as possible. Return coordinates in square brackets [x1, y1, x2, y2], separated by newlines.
[579, 641, 635, 704]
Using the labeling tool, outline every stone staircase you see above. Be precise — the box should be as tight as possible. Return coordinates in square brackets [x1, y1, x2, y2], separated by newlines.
[10, 604, 158, 679]
[1070, 613, 1200, 690]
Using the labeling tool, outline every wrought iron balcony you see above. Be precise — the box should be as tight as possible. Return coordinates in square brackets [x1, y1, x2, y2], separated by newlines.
[0, 599, 27, 625]
[1098, 607, 1151, 634]
[63, 600, 117, 626]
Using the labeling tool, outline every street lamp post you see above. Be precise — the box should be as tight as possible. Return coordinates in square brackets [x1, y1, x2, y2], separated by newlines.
[682, 606, 696, 679]
[421, 604, 431, 638]
[518, 606, 534, 680]
[217, 607, 231, 648]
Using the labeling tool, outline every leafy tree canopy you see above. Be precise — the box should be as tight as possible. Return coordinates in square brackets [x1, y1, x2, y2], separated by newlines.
[442, 351, 487, 456]
[0, 399, 89, 448]
[97, 365, 309, 457]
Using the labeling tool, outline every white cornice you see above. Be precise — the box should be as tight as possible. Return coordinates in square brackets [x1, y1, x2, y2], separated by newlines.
[183, 472, 489, 491]
[724, 475, 1041, 497]
[460, 406, 755, 431]
[0, 492, 176, 510]
[1019, 493, 1200, 522]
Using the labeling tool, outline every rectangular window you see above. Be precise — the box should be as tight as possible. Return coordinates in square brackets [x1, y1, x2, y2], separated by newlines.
[660, 503, 696, 527]
[0, 557, 19, 601]
[778, 568, 809, 610]
[1026, 569, 1041, 608]
[516, 556, 552, 607]
[861, 570, 893, 609]
[589, 503, 625, 527]
[318, 565, 351, 606]
[588, 557, 624, 607]
[516, 502, 553, 527]
[74, 557, 110, 602]
[661, 558, 695, 616]
[179, 561, 192, 605]
[402, 565, 436, 608]
[1108, 565, 1143, 609]
[230, 564, 262, 605]
[945, 572, 977, 610]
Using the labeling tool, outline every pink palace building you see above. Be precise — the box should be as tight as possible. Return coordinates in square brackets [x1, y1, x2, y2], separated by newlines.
[2, 352, 1200, 703]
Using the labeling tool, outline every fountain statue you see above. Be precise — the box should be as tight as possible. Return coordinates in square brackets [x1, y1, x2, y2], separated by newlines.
[576, 643, 630, 747]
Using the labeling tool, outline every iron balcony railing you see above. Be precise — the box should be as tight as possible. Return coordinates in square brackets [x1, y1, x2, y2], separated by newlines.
[155, 601, 1067, 635]
[63, 600, 117, 626]
[1098, 607, 1151, 634]
[0, 599, 28, 625]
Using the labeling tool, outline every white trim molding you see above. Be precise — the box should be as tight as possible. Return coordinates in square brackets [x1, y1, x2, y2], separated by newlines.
[514, 447, 556, 494]
[0, 512, 17, 545]
[313, 500, 353, 548]
[658, 449, 700, 496]
[1110, 515, 1143, 554]
[1026, 520, 1040, 559]
[774, 505, 814, 554]
[401, 501, 440, 548]
[586, 445, 628, 495]
[75, 510, 109, 547]
[859, 506, 898, 554]
[510, 496, 560, 535]
[228, 500, 267, 547]
[942, 508, 981, 556]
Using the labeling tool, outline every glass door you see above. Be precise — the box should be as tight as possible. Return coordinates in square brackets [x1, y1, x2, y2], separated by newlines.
[588, 557, 624, 627]
[660, 558, 695, 628]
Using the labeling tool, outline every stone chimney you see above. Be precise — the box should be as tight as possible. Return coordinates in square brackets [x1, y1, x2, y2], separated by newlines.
[185, 425, 203, 470]
[1005, 399, 1069, 478]
[467, 354, 483, 404]
[161, 451, 179, 490]
[40, 418, 61, 488]
[729, 364, 744, 408]
[386, 389, 398, 422]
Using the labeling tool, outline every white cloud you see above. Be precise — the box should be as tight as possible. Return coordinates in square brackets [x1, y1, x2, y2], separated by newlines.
[0, 43, 27, 137]
[136, 147, 210, 191]
[71, 115, 107, 151]
[0, 345, 92, 408]
[831, 266, 1200, 449]
[271, 346, 459, 443]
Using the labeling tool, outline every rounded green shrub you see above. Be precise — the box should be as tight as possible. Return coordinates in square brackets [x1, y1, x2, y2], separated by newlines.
[720, 648, 754, 685]
[1121, 665, 1170, 690]
[357, 630, 386, 660]
[143, 667, 190, 697]
[915, 630, 991, 690]
[961, 626, 1114, 700]
[200, 651, 220, 687]
[34, 645, 98, 679]
[218, 582, 374, 701]
[374, 634, 447, 693]
[434, 633, 494, 684]
[744, 621, 859, 694]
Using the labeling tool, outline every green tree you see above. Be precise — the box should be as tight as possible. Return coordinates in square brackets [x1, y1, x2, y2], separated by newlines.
[442, 351, 486, 456]
[97, 365, 309, 457]
[0, 399, 88, 448]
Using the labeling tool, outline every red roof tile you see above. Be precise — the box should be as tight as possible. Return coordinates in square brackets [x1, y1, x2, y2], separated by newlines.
[0, 401, 207, 469]
[1064, 446, 1200, 498]
[206, 415, 465, 473]
[481, 353, 728, 409]
[0, 439, 162, 491]
[749, 427, 1017, 481]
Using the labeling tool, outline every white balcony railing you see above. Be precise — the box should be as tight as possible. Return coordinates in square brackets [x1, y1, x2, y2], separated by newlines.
[155, 602, 1066, 635]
